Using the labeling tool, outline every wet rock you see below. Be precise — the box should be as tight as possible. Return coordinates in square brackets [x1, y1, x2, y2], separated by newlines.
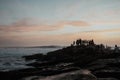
[23, 53, 45, 61]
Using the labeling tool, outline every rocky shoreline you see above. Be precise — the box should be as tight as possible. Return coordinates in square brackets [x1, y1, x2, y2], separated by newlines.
[0, 39, 120, 80]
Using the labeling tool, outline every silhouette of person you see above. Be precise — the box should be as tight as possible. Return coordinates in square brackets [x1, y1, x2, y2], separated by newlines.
[76, 40, 79, 46]
[114, 45, 119, 53]
[73, 41, 75, 46]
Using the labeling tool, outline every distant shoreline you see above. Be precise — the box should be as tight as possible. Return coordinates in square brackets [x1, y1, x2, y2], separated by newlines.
[0, 45, 64, 48]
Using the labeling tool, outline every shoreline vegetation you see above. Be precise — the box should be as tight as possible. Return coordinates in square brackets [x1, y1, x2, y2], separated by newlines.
[0, 39, 120, 80]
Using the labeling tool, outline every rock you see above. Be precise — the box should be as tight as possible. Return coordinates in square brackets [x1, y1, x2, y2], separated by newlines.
[22, 70, 97, 80]
[0, 67, 79, 80]
[23, 53, 45, 61]
[3, 39, 120, 80]
[98, 78, 118, 80]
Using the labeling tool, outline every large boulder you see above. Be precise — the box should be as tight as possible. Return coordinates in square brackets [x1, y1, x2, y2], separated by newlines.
[23, 70, 97, 80]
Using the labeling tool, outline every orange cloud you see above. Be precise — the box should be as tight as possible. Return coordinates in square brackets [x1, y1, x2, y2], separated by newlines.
[0, 29, 119, 47]
[63, 21, 90, 27]
[0, 20, 90, 32]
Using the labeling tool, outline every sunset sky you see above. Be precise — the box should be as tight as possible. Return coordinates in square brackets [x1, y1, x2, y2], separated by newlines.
[0, 0, 120, 47]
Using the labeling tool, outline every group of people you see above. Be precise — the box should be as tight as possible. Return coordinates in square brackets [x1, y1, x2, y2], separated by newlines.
[71, 38, 120, 54]
[71, 39, 95, 46]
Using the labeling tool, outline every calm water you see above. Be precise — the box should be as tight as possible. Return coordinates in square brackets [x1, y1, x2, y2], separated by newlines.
[0, 47, 61, 71]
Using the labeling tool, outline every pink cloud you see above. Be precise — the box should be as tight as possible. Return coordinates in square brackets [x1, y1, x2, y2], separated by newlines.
[92, 21, 120, 25]
[0, 20, 90, 32]
[84, 28, 120, 33]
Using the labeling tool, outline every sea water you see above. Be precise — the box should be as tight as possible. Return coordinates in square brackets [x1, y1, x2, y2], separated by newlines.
[0, 47, 61, 71]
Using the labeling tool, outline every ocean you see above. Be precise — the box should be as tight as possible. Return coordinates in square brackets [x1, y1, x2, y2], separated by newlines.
[0, 47, 61, 71]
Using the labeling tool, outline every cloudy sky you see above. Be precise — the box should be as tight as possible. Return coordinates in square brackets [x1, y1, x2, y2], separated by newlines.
[0, 0, 120, 47]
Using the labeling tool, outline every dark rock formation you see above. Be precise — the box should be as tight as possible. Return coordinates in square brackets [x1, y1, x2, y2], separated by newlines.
[22, 70, 97, 80]
[0, 39, 120, 80]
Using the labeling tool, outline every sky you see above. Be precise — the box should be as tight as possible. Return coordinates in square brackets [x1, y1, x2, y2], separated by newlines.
[0, 0, 120, 47]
